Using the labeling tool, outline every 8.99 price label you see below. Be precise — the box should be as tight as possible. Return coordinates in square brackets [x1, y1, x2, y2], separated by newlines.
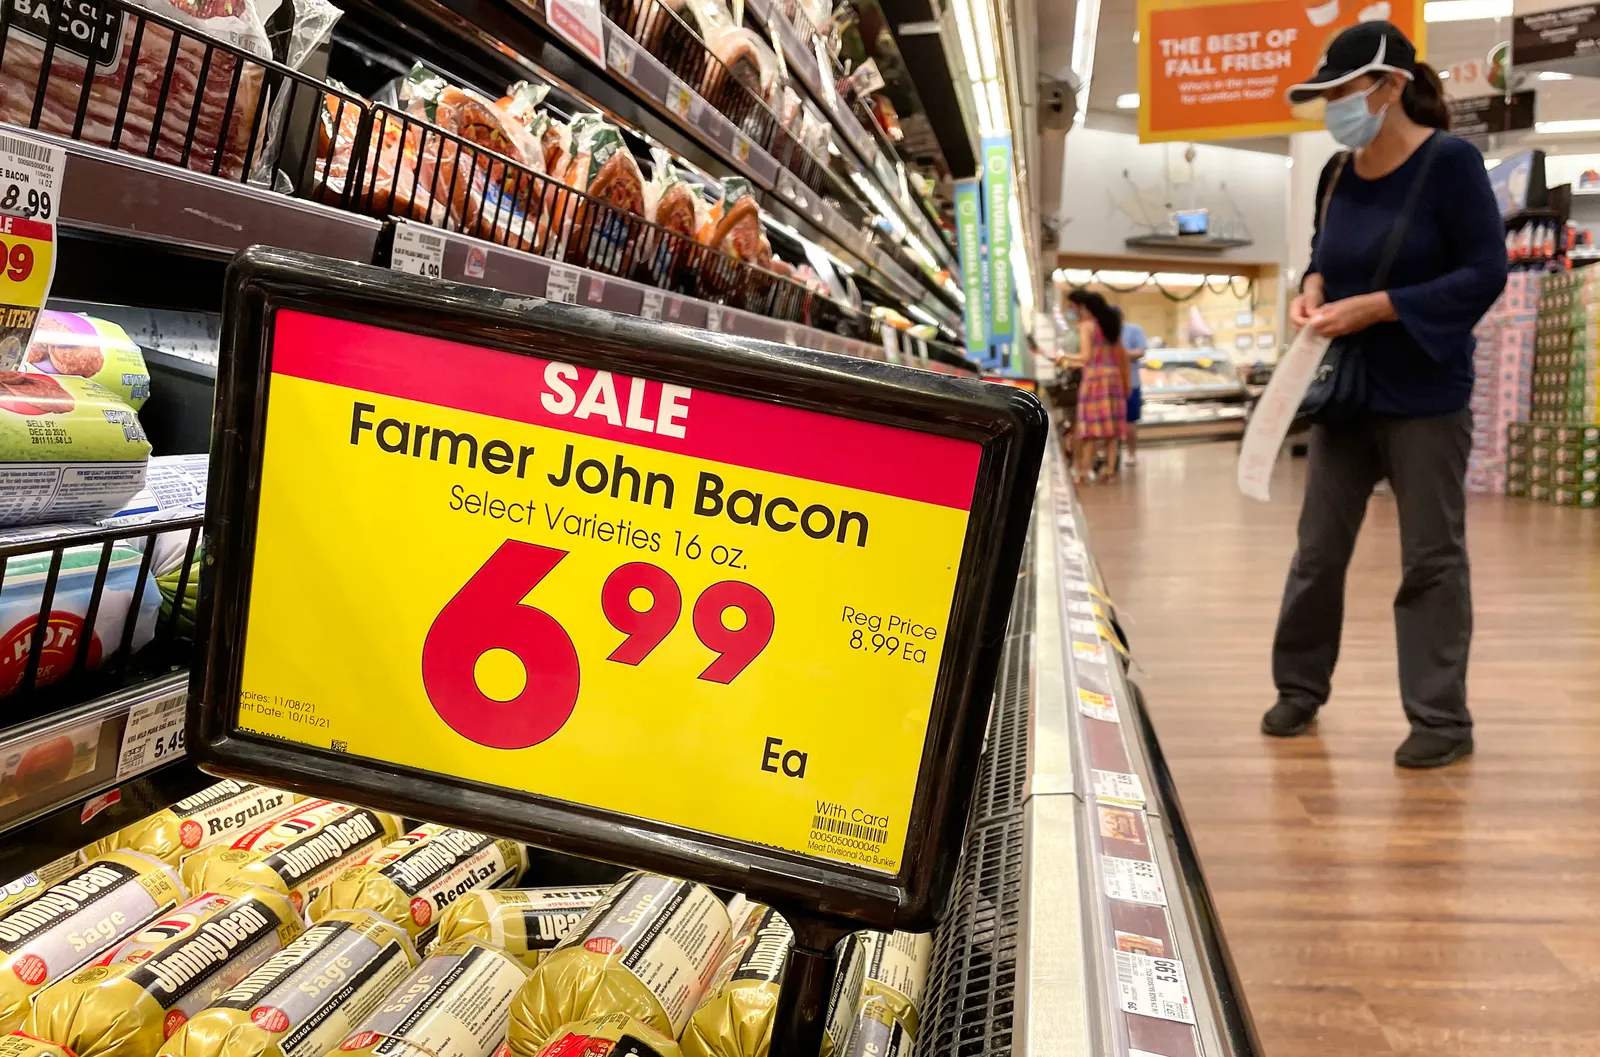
[0, 132, 62, 370]
[237, 312, 983, 874]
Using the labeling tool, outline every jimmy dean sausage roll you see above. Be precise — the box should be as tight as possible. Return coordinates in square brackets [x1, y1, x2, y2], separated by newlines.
[157, 910, 419, 1057]
[529, 1014, 679, 1057]
[180, 802, 403, 916]
[0, 852, 185, 1032]
[0, 1033, 74, 1057]
[25, 880, 304, 1057]
[839, 998, 909, 1057]
[679, 899, 788, 1057]
[309, 826, 527, 948]
[0, 855, 83, 919]
[84, 783, 301, 867]
[334, 938, 530, 1057]
[857, 931, 931, 1038]
[432, 888, 607, 968]
[507, 874, 731, 1055]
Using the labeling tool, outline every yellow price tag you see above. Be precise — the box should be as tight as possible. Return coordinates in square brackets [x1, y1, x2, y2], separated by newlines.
[1196, 357, 1212, 368]
[668, 80, 693, 120]
[0, 131, 62, 366]
[1145, 359, 1163, 369]
[237, 312, 984, 876]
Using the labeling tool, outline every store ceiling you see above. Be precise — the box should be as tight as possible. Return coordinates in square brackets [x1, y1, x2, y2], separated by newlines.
[1075, 3, 1600, 156]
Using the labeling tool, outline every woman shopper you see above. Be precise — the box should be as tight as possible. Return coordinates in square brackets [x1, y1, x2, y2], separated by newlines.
[1066, 289, 1129, 483]
[1263, 21, 1507, 768]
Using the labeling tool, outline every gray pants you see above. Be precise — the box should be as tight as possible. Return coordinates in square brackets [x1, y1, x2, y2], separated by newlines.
[1272, 410, 1473, 737]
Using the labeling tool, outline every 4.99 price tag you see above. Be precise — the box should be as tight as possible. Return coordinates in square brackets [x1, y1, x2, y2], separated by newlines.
[236, 311, 984, 875]
[0, 131, 62, 370]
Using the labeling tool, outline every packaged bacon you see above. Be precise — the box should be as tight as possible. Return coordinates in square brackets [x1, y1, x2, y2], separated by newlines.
[0, 0, 271, 180]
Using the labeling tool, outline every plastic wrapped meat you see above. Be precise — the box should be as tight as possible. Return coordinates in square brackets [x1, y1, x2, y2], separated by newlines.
[707, 27, 780, 103]
[707, 177, 764, 264]
[553, 115, 647, 269]
[0, 0, 270, 180]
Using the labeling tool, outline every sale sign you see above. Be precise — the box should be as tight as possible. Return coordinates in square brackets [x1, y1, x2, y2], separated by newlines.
[234, 311, 982, 875]
[0, 131, 62, 369]
[1136, 0, 1424, 143]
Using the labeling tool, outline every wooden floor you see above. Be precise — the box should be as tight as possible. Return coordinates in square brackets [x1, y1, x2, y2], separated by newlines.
[1076, 440, 1600, 1057]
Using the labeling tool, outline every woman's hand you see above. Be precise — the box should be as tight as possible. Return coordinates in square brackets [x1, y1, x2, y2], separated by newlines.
[1290, 290, 1323, 328]
[1307, 292, 1397, 338]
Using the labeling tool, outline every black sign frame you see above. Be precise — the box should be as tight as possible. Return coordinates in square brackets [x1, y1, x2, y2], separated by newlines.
[191, 247, 1044, 944]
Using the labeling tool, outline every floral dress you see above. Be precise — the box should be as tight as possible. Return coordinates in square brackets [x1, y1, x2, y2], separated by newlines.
[1076, 326, 1127, 441]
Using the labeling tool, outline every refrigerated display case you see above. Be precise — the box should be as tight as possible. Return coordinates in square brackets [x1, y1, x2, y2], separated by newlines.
[1137, 350, 1249, 442]
[0, 0, 1256, 1051]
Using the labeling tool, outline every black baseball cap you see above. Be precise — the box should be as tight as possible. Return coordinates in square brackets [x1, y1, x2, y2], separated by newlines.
[1286, 21, 1417, 104]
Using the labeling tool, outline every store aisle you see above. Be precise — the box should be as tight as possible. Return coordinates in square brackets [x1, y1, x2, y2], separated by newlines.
[1077, 442, 1600, 1056]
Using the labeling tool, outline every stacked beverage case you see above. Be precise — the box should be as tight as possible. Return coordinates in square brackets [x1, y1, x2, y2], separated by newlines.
[0, 781, 931, 1057]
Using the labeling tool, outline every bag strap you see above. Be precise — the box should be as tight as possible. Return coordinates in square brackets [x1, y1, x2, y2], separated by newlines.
[1318, 152, 1349, 239]
[1370, 131, 1443, 291]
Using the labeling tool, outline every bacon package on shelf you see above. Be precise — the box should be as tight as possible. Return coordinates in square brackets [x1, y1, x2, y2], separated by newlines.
[0, 0, 271, 179]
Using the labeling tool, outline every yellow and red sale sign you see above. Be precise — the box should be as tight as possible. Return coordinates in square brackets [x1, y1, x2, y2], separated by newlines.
[1137, 0, 1423, 143]
[0, 131, 63, 365]
[237, 312, 983, 874]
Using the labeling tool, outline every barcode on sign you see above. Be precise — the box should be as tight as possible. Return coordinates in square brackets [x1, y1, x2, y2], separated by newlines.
[810, 815, 887, 844]
[414, 232, 443, 249]
[0, 134, 50, 163]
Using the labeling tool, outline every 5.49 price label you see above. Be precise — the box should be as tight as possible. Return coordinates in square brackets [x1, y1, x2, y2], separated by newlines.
[237, 312, 983, 874]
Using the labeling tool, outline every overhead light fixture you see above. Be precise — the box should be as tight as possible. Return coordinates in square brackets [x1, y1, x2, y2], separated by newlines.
[1132, 30, 1140, 43]
[1485, 157, 1501, 169]
[1071, 0, 1102, 124]
[1285, 156, 1294, 168]
[1116, 93, 1140, 109]
[1439, 69, 1450, 78]
[967, 0, 998, 81]
[1536, 119, 1600, 134]
[1541, 71, 1575, 80]
[1423, 0, 1511, 21]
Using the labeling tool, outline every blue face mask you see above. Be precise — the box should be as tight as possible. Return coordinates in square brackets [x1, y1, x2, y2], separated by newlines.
[1324, 82, 1387, 148]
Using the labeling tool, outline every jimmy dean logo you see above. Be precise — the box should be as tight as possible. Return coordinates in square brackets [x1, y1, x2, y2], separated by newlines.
[380, 831, 494, 895]
[262, 812, 382, 886]
[127, 901, 274, 1002]
[528, 909, 588, 944]
[217, 922, 343, 1006]
[172, 781, 249, 814]
[0, 862, 133, 948]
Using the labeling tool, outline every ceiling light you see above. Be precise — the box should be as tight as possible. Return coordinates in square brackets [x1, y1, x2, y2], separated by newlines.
[1541, 71, 1575, 80]
[1439, 69, 1450, 78]
[948, 0, 982, 88]
[967, 0, 998, 81]
[1071, 0, 1102, 124]
[1485, 157, 1501, 169]
[1423, 0, 1511, 22]
[1537, 119, 1600, 134]
[1132, 30, 1139, 42]
[1116, 93, 1140, 109]
[1285, 156, 1294, 168]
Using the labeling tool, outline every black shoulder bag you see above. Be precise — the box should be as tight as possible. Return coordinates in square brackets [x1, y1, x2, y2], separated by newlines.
[1300, 131, 1442, 423]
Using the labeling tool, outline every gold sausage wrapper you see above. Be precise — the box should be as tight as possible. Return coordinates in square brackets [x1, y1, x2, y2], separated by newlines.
[308, 826, 528, 948]
[0, 851, 186, 1033]
[838, 997, 911, 1057]
[180, 802, 403, 917]
[531, 1014, 680, 1057]
[156, 909, 419, 1057]
[855, 931, 930, 1038]
[507, 873, 732, 1056]
[84, 783, 302, 867]
[0, 855, 83, 918]
[432, 888, 607, 968]
[334, 938, 531, 1057]
[679, 899, 791, 1057]
[0, 1031, 75, 1057]
[24, 880, 304, 1057]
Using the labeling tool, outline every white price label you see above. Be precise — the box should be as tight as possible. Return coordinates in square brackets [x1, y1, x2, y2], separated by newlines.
[546, 265, 580, 303]
[1115, 951, 1195, 1024]
[1103, 855, 1167, 906]
[391, 225, 444, 279]
[607, 32, 635, 78]
[118, 690, 187, 779]
[667, 79, 693, 120]
[642, 289, 666, 320]
[0, 130, 64, 369]
[1093, 769, 1146, 807]
[734, 132, 752, 164]
[783, 324, 800, 348]
[1069, 617, 1099, 636]
[707, 305, 723, 331]
[1073, 639, 1108, 666]
[881, 326, 900, 362]
[1067, 599, 1095, 616]
[1077, 687, 1118, 723]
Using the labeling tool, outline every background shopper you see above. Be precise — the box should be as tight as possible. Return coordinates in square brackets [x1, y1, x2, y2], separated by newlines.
[1065, 289, 1129, 484]
[1264, 21, 1507, 768]
[1120, 316, 1147, 467]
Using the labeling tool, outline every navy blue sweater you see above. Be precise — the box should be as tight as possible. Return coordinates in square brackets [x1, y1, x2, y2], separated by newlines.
[1309, 132, 1509, 417]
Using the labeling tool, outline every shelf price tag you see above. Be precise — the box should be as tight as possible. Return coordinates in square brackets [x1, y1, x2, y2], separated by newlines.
[391, 225, 444, 279]
[1115, 951, 1195, 1024]
[117, 688, 187, 780]
[547, 0, 606, 68]
[545, 265, 580, 303]
[606, 31, 635, 79]
[733, 132, 753, 165]
[706, 305, 723, 332]
[1092, 768, 1145, 807]
[641, 289, 666, 321]
[0, 131, 62, 370]
[667, 78, 694, 121]
[1102, 855, 1166, 906]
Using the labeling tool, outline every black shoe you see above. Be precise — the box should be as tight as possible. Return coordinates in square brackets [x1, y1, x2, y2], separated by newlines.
[1394, 730, 1474, 769]
[1261, 700, 1318, 737]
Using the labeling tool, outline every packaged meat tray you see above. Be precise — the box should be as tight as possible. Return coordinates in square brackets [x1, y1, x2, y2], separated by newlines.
[0, 373, 150, 529]
[24, 314, 151, 411]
